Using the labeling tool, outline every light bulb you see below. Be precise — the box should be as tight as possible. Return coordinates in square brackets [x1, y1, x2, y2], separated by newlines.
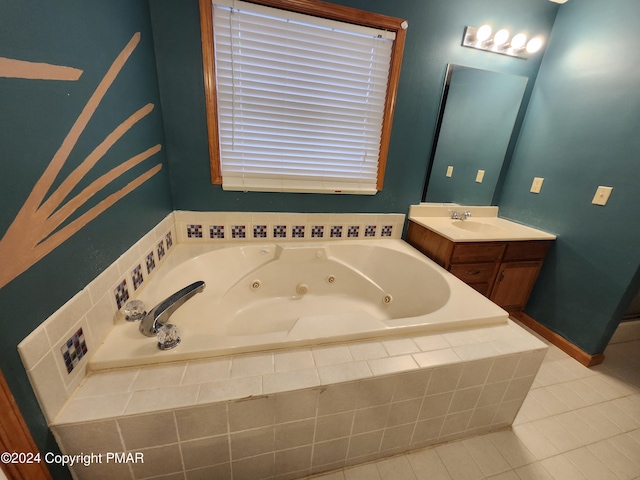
[526, 37, 543, 53]
[511, 33, 527, 50]
[476, 25, 492, 42]
[494, 29, 510, 47]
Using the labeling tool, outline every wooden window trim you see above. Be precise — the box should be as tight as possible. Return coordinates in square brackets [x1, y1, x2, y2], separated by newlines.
[198, 0, 407, 190]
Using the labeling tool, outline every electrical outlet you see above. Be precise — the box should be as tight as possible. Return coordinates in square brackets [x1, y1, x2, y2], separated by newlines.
[592, 186, 613, 206]
[530, 177, 544, 194]
[475, 170, 485, 183]
[446, 166, 454, 177]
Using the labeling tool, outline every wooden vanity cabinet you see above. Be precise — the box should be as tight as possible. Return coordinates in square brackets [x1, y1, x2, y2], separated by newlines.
[406, 220, 552, 313]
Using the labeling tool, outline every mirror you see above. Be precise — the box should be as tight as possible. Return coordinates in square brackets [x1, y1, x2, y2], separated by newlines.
[422, 64, 528, 205]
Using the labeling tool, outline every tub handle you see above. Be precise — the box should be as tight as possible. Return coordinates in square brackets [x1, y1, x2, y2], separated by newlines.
[139, 281, 205, 337]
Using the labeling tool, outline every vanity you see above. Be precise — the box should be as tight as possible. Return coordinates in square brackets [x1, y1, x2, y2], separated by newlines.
[407, 205, 556, 313]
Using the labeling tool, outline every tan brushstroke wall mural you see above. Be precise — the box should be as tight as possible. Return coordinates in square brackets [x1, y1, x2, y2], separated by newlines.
[0, 32, 162, 290]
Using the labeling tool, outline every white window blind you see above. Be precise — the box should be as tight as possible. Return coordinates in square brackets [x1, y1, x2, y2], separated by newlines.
[212, 0, 394, 194]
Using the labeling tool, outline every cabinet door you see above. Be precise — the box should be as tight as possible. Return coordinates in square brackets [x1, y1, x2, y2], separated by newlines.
[489, 261, 542, 311]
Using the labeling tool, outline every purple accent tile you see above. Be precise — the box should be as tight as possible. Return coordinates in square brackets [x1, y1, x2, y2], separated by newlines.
[157, 240, 165, 261]
[311, 225, 324, 238]
[166, 231, 173, 249]
[232, 225, 246, 239]
[292, 225, 305, 238]
[330, 225, 343, 238]
[347, 225, 360, 238]
[253, 225, 268, 238]
[381, 225, 393, 237]
[273, 225, 287, 238]
[145, 251, 156, 275]
[187, 224, 203, 238]
[60, 327, 87, 374]
[131, 264, 144, 290]
[210, 225, 225, 239]
[365, 225, 376, 237]
[114, 280, 129, 310]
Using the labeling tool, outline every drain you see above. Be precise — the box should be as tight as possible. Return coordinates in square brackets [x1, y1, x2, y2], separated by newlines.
[251, 280, 261, 290]
[296, 283, 309, 295]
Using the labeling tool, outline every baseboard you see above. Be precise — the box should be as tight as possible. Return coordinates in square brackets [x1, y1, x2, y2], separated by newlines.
[510, 311, 605, 367]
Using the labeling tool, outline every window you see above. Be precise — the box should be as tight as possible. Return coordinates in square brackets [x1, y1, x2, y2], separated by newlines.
[199, 0, 406, 194]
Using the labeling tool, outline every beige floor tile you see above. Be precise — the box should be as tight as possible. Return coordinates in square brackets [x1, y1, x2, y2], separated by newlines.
[463, 435, 511, 477]
[514, 462, 554, 480]
[588, 439, 640, 480]
[540, 455, 587, 480]
[436, 442, 484, 480]
[406, 448, 452, 479]
[564, 447, 619, 480]
[532, 417, 582, 452]
[375, 456, 417, 480]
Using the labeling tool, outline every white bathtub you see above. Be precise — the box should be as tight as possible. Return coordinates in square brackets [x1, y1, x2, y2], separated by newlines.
[90, 240, 508, 370]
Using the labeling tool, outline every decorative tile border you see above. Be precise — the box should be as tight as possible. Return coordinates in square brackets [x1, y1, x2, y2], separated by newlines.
[175, 212, 405, 243]
[131, 264, 144, 291]
[145, 251, 156, 275]
[274, 225, 287, 238]
[60, 328, 87, 375]
[114, 280, 129, 310]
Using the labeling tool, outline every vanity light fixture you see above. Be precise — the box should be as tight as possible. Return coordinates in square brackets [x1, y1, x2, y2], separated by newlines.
[462, 25, 544, 59]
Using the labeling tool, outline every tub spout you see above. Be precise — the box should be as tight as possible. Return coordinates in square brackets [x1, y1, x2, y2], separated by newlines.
[139, 281, 206, 337]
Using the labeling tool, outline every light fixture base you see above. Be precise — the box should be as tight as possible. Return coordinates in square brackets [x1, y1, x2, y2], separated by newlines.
[462, 26, 532, 59]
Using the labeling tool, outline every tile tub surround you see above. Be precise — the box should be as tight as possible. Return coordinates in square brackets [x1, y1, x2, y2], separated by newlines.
[51, 320, 546, 480]
[16, 211, 402, 425]
[311, 336, 640, 480]
[17, 213, 177, 423]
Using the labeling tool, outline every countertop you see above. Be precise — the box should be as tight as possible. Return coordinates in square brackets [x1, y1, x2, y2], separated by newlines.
[408, 204, 557, 242]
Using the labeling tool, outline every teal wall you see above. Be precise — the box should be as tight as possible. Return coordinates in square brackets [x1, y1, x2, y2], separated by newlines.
[149, 0, 558, 212]
[497, 0, 640, 354]
[0, 1, 172, 475]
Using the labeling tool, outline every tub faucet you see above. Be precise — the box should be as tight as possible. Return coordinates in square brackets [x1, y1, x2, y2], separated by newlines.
[139, 281, 206, 337]
[449, 210, 472, 220]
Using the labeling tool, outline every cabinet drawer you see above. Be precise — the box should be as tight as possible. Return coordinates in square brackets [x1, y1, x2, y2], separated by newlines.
[451, 243, 505, 264]
[449, 263, 497, 283]
[503, 241, 551, 261]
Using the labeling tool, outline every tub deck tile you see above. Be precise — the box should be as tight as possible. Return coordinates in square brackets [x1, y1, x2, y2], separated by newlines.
[197, 376, 262, 404]
[52, 320, 548, 480]
[318, 361, 372, 385]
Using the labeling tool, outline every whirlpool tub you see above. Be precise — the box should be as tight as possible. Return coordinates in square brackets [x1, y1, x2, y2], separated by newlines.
[89, 239, 508, 370]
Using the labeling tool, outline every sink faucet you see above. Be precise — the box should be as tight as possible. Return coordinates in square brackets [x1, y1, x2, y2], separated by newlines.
[139, 281, 206, 337]
[449, 210, 472, 220]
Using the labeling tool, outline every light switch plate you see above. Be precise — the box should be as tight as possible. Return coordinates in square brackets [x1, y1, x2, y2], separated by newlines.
[592, 186, 613, 206]
[446, 166, 453, 177]
[530, 177, 544, 194]
[475, 170, 485, 183]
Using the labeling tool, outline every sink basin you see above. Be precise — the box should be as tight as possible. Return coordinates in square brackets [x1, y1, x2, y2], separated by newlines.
[451, 220, 507, 234]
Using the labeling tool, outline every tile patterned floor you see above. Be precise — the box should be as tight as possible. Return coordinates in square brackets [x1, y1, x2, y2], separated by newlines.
[308, 326, 640, 480]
